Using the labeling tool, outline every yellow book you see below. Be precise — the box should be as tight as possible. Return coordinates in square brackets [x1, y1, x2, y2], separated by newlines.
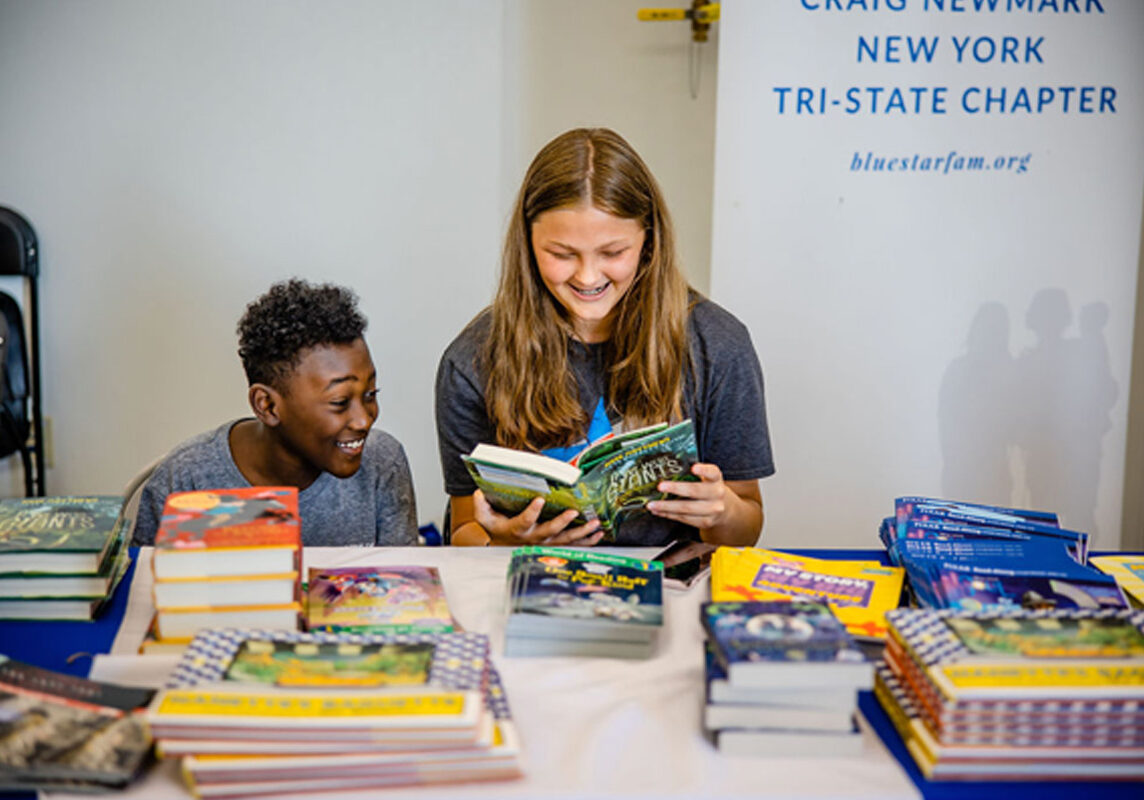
[710, 547, 904, 639]
[1090, 555, 1144, 607]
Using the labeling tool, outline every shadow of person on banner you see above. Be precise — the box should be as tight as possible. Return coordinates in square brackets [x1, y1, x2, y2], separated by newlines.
[939, 302, 1016, 506]
[1014, 289, 1118, 537]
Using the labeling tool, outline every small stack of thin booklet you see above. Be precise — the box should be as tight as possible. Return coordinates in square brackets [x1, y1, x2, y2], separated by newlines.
[503, 546, 664, 658]
[701, 600, 873, 757]
[145, 487, 302, 652]
[882, 496, 1127, 612]
[876, 607, 1144, 781]
[145, 627, 521, 797]
[0, 496, 130, 621]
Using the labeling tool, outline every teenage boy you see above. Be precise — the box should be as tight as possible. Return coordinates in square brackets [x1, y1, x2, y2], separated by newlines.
[131, 279, 419, 546]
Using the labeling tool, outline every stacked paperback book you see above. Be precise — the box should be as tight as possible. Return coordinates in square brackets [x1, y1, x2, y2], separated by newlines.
[0, 496, 130, 621]
[0, 654, 154, 793]
[709, 546, 904, 641]
[876, 606, 1144, 781]
[701, 600, 873, 756]
[503, 546, 664, 658]
[145, 627, 521, 797]
[882, 496, 1127, 613]
[146, 487, 302, 652]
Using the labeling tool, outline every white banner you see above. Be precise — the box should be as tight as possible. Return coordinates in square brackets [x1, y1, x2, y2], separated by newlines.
[711, 0, 1144, 547]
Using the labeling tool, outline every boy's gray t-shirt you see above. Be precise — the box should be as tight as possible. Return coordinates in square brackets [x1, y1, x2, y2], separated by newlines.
[435, 297, 774, 546]
[131, 420, 419, 547]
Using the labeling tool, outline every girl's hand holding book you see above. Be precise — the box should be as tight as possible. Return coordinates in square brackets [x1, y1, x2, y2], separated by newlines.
[472, 491, 606, 548]
[648, 463, 764, 547]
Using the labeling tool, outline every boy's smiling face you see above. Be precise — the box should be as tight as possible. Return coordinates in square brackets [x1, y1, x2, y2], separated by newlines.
[272, 338, 378, 482]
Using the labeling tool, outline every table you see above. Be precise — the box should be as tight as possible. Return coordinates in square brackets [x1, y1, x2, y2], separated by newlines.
[44, 546, 921, 800]
[18, 547, 1143, 800]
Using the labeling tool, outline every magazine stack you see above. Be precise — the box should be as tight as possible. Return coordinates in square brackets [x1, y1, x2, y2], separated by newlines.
[503, 546, 664, 658]
[709, 546, 904, 642]
[0, 496, 130, 621]
[876, 607, 1144, 781]
[146, 487, 303, 652]
[882, 496, 1127, 613]
[700, 600, 873, 757]
[145, 628, 522, 796]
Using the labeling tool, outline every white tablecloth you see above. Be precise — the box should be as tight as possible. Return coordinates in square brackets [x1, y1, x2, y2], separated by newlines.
[48, 547, 920, 800]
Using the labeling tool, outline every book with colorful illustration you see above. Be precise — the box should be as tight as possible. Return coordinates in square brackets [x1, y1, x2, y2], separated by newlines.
[701, 600, 873, 689]
[894, 537, 1126, 613]
[463, 419, 697, 538]
[152, 487, 301, 579]
[504, 546, 663, 655]
[875, 607, 1144, 781]
[1091, 555, 1144, 608]
[306, 565, 454, 634]
[0, 495, 125, 576]
[0, 655, 154, 792]
[709, 547, 904, 640]
[148, 626, 522, 791]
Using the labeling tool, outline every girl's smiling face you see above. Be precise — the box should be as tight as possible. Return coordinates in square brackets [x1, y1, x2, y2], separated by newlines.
[531, 204, 645, 343]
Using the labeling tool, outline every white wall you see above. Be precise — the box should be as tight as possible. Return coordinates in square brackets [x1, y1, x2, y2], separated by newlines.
[505, 0, 720, 291]
[0, 0, 720, 529]
[0, 0, 505, 526]
[710, 1, 1144, 548]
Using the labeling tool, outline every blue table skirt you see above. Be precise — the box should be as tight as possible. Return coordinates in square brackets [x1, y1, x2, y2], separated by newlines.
[0, 547, 139, 678]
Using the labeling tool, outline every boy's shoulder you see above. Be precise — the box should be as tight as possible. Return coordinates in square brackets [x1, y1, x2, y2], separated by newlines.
[158, 421, 236, 470]
[362, 427, 405, 461]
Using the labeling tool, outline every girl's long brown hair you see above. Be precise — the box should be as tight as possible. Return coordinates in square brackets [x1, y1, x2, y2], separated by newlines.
[484, 128, 692, 450]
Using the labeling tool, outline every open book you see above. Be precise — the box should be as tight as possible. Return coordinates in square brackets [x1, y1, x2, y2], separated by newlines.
[462, 419, 697, 538]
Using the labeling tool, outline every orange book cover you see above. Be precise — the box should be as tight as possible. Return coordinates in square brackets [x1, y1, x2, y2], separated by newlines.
[154, 487, 301, 551]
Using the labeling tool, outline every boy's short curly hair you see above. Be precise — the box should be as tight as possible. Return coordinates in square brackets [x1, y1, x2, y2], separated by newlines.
[237, 279, 368, 387]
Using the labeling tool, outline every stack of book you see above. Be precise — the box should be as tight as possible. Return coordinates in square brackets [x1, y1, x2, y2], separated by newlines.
[876, 606, 1144, 781]
[503, 546, 664, 658]
[882, 496, 1127, 613]
[145, 627, 521, 796]
[709, 546, 904, 641]
[700, 600, 873, 757]
[0, 654, 154, 792]
[145, 487, 302, 652]
[0, 496, 130, 621]
[306, 565, 456, 634]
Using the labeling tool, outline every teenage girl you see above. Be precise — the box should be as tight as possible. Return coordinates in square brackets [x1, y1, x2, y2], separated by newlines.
[436, 128, 773, 547]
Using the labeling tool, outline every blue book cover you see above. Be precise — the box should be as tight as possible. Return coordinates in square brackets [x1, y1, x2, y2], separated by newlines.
[894, 496, 1058, 532]
[701, 601, 868, 668]
[888, 517, 1088, 566]
[898, 541, 1127, 613]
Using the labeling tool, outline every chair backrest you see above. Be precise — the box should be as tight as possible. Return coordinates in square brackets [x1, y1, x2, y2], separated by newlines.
[0, 291, 30, 459]
[119, 456, 164, 542]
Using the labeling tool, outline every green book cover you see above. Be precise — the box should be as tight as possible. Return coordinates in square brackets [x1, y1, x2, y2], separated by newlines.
[0, 496, 126, 576]
[463, 419, 698, 539]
